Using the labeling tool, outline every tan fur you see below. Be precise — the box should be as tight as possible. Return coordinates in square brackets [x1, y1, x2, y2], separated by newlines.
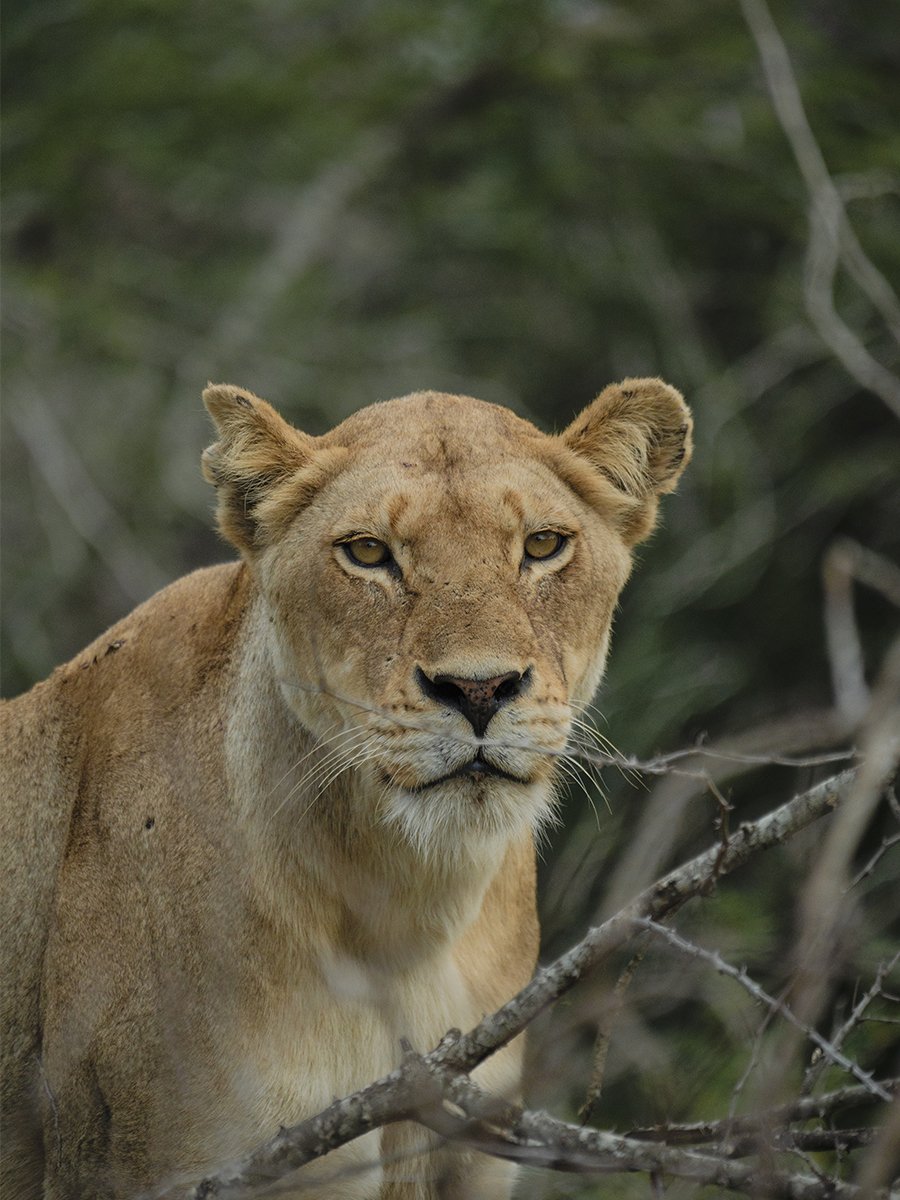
[0, 380, 691, 1198]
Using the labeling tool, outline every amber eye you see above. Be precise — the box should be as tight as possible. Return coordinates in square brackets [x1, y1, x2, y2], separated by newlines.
[342, 537, 393, 567]
[523, 530, 566, 561]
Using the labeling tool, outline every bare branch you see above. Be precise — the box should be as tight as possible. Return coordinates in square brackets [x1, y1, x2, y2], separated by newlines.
[161, 768, 867, 1199]
[729, 993, 782, 1119]
[795, 641, 900, 1018]
[835, 542, 900, 610]
[732, 641, 900, 1138]
[635, 919, 891, 1101]
[627, 1078, 899, 1143]
[848, 830, 900, 890]
[596, 707, 854, 923]
[738, 0, 900, 341]
[739, 0, 900, 419]
[579, 940, 648, 1123]
[190, 1057, 883, 1198]
[823, 539, 900, 725]
[414, 1071, 873, 1199]
[824, 541, 872, 724]
[443, 769, 861, 1077]
[803, 951, 900, 1093]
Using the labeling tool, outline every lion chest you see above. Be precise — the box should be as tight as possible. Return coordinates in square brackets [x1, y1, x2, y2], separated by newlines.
[200, 949, 522, 1194]
[229, 949, 516, 1123]
[45, 892, 511, 1194]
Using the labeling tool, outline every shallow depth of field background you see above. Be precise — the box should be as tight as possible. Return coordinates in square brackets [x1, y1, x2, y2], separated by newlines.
[2, 0, 898, 1194]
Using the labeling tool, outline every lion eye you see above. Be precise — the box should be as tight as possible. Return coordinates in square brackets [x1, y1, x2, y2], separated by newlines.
[523, 530, 566, 561]
[343, 537, 393, 568]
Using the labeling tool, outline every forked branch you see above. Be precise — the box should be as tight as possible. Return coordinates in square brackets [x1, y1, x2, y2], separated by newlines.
[160, 766, 890, 1200]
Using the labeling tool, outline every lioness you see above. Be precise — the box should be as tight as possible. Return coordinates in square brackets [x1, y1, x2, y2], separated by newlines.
[1, 379, 691, 1198]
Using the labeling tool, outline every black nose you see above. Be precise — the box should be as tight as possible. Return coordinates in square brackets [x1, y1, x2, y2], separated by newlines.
[416, 667, 529, 738]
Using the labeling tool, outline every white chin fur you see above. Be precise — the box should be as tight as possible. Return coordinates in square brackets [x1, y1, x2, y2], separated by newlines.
[379, 776, 558, 861]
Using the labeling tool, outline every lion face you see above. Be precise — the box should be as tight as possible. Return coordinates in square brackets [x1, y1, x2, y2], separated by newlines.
[202, 382, 691, 855]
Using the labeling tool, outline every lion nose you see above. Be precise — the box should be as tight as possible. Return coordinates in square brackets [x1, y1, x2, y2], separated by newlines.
[415, 667, 530, 738]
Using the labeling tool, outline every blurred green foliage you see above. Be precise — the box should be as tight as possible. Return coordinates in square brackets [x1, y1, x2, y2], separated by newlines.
[3, 0, 897, 735]
[2, 0, 898, 1191]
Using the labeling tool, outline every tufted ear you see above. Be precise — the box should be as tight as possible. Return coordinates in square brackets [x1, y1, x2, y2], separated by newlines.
[560, 377, 692, 544]
[201, 383, 316, 553]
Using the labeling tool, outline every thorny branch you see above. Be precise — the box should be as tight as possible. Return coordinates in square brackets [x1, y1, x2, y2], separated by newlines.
[158, 764, 900, 1200]
[412, 1071, 879, 1198]
[848, 821, 900, 890]
[441, 770, 862, 1075]
[634, 919, 891, 1101]
[627, 1079, 900, 1144]
[802, 950, 900, 1093]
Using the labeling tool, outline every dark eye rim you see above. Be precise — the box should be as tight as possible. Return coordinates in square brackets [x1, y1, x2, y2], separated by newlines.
[523, 529, 569, 563]
[339, 536, 394, 568]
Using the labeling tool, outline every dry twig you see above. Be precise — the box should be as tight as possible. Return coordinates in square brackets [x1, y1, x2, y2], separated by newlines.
[635, 919, 891, 1101]
[158, 768, 870, 1199]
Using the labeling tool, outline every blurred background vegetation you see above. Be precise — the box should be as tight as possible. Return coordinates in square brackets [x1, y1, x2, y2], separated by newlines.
[2, 0, 898, 1193]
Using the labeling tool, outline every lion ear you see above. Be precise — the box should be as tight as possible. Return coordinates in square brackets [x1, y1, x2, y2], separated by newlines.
[201, 383, 315, 553]
[560, 378, 692, 544]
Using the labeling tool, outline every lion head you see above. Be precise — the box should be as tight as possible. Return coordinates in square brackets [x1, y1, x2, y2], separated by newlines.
[202, 380, 691, 858]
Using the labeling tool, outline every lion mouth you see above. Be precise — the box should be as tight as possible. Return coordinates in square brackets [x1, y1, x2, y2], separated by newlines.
[412, 756, 529, 792]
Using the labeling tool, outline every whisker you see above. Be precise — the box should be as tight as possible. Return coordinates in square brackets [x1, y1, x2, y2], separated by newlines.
[264, 723, 369, 805]
[301, 728, 371, 786]
[550, 762, 600, 837]
[280, 674, 634, 787]
[293, 741, 383, 825]
[567, 712, 642, 788]
[566, 751, 611, 822]
[567, 735, 613, 807]
[265, 726, 371, 827]
[309, 739, 381, 801]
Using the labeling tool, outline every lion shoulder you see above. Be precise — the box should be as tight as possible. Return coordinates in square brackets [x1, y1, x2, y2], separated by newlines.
[0, 561, 253, 1141]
